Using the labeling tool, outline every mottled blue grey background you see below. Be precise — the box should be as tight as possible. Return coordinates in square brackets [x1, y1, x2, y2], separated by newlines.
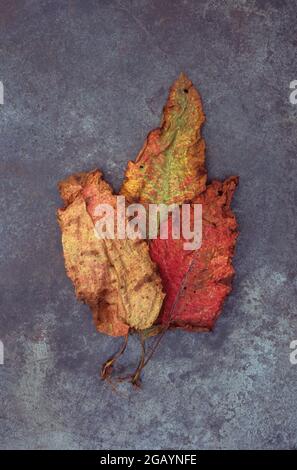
[0, 0, 296, 450]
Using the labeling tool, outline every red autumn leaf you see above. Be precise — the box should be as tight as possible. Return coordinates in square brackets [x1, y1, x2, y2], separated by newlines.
[150, 177, 239, 331]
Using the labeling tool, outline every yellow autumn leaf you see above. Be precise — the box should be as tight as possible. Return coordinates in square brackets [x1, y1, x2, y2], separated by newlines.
[57, 170, 164, 336]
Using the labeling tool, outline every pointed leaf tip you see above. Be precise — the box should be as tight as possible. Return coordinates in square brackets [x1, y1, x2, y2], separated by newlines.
[120, 74, 206, 205]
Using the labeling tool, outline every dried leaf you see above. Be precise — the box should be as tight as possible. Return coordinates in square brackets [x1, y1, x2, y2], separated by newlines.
[82, 171, 165, 331]
[120, 73, 206, 205]
[150, 177, 239, 331]
[57, 170, 164, 336]
[56, 74, 240, 387]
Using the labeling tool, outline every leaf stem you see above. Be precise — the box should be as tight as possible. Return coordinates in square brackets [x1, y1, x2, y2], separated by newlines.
[131, 333, 146, 387]
[101, 332, 129, 381]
